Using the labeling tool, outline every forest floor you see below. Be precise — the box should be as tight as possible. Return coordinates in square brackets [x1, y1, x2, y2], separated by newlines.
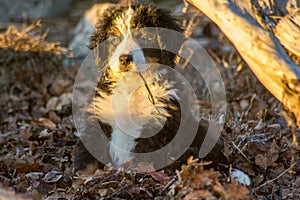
[0, 1, 299, 199]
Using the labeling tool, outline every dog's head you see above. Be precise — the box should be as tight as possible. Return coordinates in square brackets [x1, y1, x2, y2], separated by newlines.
[89, 4, 184, 77]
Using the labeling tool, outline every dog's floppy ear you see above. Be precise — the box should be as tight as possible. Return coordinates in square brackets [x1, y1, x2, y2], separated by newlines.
[146, 6, 185, 67]
[153, 8, 184, 33]
[88, 5, 123, 50]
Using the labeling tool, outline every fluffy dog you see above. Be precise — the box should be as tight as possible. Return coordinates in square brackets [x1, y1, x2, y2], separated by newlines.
[74, 4, 228, 175]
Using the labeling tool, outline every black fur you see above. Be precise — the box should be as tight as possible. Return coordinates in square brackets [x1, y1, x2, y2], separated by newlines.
[89, 5, 183, 49]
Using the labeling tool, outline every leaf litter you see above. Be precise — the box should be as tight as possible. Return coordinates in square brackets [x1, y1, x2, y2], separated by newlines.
[0, 2, 299, 199]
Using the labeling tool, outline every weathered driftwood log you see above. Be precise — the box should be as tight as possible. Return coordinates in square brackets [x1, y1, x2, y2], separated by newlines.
[187, 0, 300, 127]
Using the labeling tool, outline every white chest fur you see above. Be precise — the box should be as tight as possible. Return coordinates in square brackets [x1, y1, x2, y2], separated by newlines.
[89, 72, 175, 166]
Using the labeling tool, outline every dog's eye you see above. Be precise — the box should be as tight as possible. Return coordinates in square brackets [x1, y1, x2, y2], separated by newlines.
[111, 37, 121, 45]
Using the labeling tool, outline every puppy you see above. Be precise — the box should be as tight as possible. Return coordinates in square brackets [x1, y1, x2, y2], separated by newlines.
[74, 4, 228, 175]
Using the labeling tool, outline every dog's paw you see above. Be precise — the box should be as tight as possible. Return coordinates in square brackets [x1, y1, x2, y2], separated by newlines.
[73, 140, 100, 176]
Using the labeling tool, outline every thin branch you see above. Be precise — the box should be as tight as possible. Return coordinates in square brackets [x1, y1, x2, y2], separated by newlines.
[253, 161, 299, 190]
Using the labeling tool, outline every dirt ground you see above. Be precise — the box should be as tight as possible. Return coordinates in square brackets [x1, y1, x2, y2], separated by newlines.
[0, 1, 299, 199]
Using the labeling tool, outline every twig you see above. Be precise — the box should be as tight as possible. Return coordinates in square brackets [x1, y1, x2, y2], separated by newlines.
[253, 161, 299, 191]
[226, 136, 252, 163]
[244, 93, 256, 117]
[137, 72, 161, 114]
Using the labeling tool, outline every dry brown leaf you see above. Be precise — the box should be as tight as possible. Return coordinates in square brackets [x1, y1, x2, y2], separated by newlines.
[48, 110, 61, 124]
[255, 154, 268, 170]
[148, 171, 170, 183]
[133, 162, 155, 173]
[33, 118, 56, 130]
[184, 189, 214, 199]
[226, 180, 250, 200]
[15, 162, 43, 173]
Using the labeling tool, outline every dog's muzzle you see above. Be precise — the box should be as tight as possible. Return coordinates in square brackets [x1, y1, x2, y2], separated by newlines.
[119, 54, 133, 66]
[118, 54, 133, 71]
[109, 32, 147, 73]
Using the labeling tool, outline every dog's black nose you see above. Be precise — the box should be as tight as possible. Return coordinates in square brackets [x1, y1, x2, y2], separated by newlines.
[119, 54, 133, 65]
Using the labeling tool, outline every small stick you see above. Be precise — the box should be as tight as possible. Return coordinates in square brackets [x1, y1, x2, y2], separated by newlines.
[137, 72, 161, 114]
[254, 161, 298, 191]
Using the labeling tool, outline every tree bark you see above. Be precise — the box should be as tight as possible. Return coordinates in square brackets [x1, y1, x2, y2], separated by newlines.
[187, 0, 300, 127]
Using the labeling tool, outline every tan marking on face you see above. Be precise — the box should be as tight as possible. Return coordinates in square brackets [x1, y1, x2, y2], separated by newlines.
[112, 27, 121, 36]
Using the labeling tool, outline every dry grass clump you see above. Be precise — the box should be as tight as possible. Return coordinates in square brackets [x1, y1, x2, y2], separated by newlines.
[0, 21, 68, 90]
